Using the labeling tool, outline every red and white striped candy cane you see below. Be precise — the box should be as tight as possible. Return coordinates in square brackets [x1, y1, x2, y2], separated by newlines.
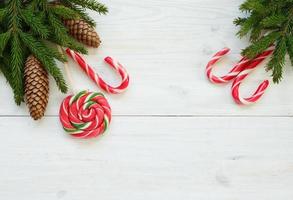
[231, 47, 274, 105]
[66, 48, 130, 94]
[206, 48, 251, 84]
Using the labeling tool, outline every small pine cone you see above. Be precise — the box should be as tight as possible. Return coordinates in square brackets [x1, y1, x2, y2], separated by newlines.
[64, 19, 101, 48]
[24, 56, 49, 120]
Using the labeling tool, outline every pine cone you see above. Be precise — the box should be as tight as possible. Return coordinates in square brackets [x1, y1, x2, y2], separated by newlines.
[64, 19, 101, 48]
[24, 55, 49, 120]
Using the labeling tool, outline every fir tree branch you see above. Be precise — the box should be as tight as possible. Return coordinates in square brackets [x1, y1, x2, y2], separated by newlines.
[286, 36, 293, 66]
[267, 37, 287, 83]
[242, 32, 280, 58]
[236, 0, 293, 83]
[250, 26, 262, 42]
[236, 15, 259, 38]
[234, 17, 247, 26]
[0, 31, 11, 55]
[44, 43, 67, 62]
[10, 34, 24, 105]
[0, 8, 7, 22]
[49, 5, 80, 19]
[19, 31, 68, 93]
[261, 14, 287, 28]
[7, 0, 25, 105]
[0, 0, 108, 105]
[67, 0, 108, 15]
[240, 0, 264, 12]
[21, 7, 49, 38]
[59, 0, 96, 27]
[7, 0, 22, 31]
[47, 13, 87, 54]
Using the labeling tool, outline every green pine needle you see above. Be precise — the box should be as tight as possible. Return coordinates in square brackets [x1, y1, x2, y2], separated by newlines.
[10, 34, 24, 105]
[21, 8, 49, 38]
[67, 0, 108, 15]
[49, 5, 80, 20]
[286, 36, 293, 66]
[235, 0, 293, 83]
[261, 14, 287, 28]
[60, 0, 97, 27]
[0, 31, 11, 55]
[236, 15, 259, 38]
[19, 31, 68, 93]
[242, 32, 280, 58]
[0, 8, 7, 21]
[47, 13, 87, 54]
[0, 0, 107, 105]
[268, 38, 287, 83]
[240, 0, 264, 12]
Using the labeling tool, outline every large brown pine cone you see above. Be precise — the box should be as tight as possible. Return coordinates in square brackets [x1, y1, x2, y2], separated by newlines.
[24, 55, 49, 120]
[64, 19, 101, 48]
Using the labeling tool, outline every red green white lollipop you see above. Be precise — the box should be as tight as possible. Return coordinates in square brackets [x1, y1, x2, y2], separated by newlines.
[58, 47, 129, 139]
[59, 91, 112, 139]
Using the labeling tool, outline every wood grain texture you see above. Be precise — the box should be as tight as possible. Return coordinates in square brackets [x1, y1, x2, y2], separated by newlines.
[0, 0, 293, 199]
[0, 117, 293, 200]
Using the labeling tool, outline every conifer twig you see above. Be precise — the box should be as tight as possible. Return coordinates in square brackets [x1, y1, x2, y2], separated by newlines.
[0, 0, 107, 105]
[235, 0, 293, 83]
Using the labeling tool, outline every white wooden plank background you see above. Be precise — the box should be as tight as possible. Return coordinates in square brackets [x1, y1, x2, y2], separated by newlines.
[0, 0, 293, 199]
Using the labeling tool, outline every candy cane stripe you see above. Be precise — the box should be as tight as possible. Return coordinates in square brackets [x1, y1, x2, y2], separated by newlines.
[231, 48, 273, 105]
[66, 49, 130, 94]
[206, 48, 251, 84]
[206, 46, 274, 105]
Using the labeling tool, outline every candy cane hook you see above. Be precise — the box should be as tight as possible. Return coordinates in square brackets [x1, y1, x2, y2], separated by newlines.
[66, 49, 130, 94]
[231, 48, 274, 105]
[206, 48, 251, 84]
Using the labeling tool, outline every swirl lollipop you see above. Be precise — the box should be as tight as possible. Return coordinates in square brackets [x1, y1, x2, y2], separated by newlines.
[57, 46, 129, 139]
[59, 91, 112, 139]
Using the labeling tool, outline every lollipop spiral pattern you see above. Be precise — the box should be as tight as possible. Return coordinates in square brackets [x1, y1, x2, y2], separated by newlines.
[59, 91, 112, 139]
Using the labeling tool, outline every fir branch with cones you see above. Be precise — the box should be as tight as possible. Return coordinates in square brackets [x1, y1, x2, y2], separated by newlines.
[0, 0, 107, 120]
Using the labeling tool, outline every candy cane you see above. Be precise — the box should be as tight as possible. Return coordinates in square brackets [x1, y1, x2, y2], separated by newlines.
[59, 91, 112, 139]
[206, 48, 251, 84]
[66, 49, 130, 94]
[231, 48, 274, 105]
